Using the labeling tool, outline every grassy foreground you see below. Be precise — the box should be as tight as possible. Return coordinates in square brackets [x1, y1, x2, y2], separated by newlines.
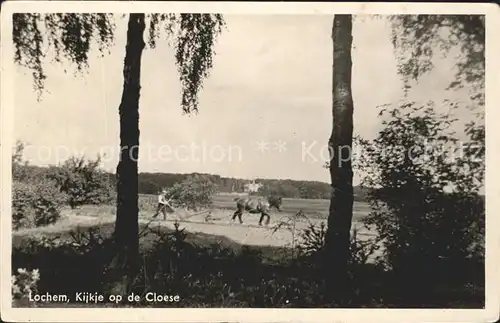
[12, 215, 484, 308]
[12, 221, 290, 265]
[12, 221, 329, 308]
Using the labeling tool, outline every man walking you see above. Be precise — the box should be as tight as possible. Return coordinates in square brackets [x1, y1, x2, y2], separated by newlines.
[153, 189, 174, 220]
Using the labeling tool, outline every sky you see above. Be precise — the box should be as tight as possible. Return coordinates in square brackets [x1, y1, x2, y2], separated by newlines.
[14, 14, 478, 184]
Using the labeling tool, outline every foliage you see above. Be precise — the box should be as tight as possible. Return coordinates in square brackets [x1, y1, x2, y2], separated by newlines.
[12, 221, 484, 308]
[390, 15, 485, 192]
[12, 228, 117, 299]
[137, 172, 370, 201]
[131, 222, 332, 307]
[12, 180, 68, 229]
[390, 14, 485, 106]
[348, 227, 381, 267]
[13, 13, 226, 278]
[258, 180, 301, 198]
[269, 210, 311, 259]
[12, 141, 113, 211]
[355, 100, 485, 301]
[12, 140, 24, 165]
[12, 268, 41, 305]
[12, 140, 29, 181]
[257, 178, 346, 200]
[269, 211, 380, 273]
[46, 155, 115, 208]
[297, 220, 327, 258]
[13, 13, 116, 97]
[11, 141, 50, 182]
[295, 220, 379, 270]
[150, 14, 225, 113]
[164, 174, 218, 211]
[13, 13, 224, 113]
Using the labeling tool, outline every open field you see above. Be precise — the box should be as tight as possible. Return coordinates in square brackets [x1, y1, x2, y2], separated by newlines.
[12, 195, 376, 256]
[139, 193, 372, 220]
[22, 198, 378, 257]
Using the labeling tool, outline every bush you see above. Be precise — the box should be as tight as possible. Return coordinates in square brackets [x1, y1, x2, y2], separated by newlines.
[12, 222, 332, 307]
[12, 268, 41, 306]
[12, 181, 68, 229]
[12, 220, 483, 308]
[12, 142, 114, 210]
[348, 227, 380, 267]
[128, 223, 333, 307]
[12, 140, 57, 183]
[298, 221, 326, 257]
[355, 100, 485, 303]
[295, 220, 379, 270]
[12, 141, 28, 182]
[46, 156, 115, 208]
[164, 174, 218, 211]
[12, 227, 117, 300]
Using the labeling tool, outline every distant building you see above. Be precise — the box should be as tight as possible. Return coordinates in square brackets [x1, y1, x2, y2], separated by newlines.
[244, 180, 262, 193]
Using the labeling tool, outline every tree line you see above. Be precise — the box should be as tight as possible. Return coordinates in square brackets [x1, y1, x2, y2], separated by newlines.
[12, 155, 370, 202]
[138, 172, 370, 201]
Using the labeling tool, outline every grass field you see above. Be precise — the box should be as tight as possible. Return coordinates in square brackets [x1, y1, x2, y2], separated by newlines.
[23, 192, 377, 264]
[54, 196, 377, 251]
[12, 193, 376, 255]
[139, 193, 372, 221]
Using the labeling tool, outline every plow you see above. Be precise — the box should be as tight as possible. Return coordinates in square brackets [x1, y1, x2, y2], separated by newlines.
[149, 201, 217, 223]
[148, 191, 227, 224]
[146, 203, 268, 229]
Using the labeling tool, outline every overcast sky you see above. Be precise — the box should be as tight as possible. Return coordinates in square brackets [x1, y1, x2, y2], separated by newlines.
[14, 14, 477, 184]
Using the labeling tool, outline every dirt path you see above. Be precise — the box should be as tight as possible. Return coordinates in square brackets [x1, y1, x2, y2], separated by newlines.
[14, 207, 376, 251]
[14, 214, 297, 247]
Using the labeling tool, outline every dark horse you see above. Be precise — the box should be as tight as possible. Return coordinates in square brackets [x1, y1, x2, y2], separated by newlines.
[232, 195, 282, 226]
[267, 195, 283, 212]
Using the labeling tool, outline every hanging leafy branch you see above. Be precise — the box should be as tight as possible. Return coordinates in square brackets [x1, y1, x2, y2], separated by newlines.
[389, 15, 485, 186]
[148, 13, 225, 113]
[12, 13, 225, 113]
[13, 13, 116, 96]
[390, 15, 485, 107]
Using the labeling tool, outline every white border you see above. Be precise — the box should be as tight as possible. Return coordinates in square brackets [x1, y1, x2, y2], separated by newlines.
[1, 2, 499, 322]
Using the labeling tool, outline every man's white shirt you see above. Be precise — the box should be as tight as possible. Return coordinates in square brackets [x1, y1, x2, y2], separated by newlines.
[158, 194, 168, 205]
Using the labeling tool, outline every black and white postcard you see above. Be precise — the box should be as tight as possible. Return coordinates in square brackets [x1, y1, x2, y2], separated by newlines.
[1, 2, 499, 322]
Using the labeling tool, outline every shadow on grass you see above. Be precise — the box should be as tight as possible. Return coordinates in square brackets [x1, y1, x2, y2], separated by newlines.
[12, 222, 484, 308]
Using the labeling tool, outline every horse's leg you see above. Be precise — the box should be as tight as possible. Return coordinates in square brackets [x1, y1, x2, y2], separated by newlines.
[258, 212, 264, 226]
[265, 212, 271, 226]
[232, 209, 244, 224]
[231, 210, 239, 221]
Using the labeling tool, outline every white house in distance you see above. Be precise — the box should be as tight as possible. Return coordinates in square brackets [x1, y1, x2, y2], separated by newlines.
[244, 180, 262, 193]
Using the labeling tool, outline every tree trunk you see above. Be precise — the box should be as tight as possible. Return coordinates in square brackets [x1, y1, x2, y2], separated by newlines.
[113, 13, 146, 293]
[323, 14, 354, 304]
